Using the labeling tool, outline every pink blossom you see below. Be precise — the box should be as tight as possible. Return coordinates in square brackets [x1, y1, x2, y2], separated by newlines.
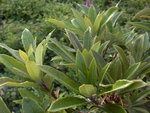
[86, 0, 92, 7]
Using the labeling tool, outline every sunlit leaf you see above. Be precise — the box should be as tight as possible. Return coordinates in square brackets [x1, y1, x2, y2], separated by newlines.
[0, 54, 26, 72]
[40, 65, 80, 94]
[79, 84, 97, 96]
[66, 30, 83, 51]
[21, 28, 35, 52]
[25, 60, 41, 81]
[48, 96, 87, 112]
[0, 97, 11, 113]
[133, 7, 150, 19]
[99, 79, 147, 95]
[0, 43, 21, 61]
[88, 5, 96, 24]
[0, 77, 39, 88]
[48, 38, 75, 63]
[128, 22, 150, 31]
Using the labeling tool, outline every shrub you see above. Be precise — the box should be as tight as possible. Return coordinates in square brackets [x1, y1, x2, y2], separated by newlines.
[0, 5, 150, 113]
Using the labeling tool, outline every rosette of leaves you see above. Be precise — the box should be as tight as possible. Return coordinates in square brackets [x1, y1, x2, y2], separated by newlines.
[128, 6, 150, 31]
[39, 31, 150, 113]
[0, 28, 54, 92]
[0, 29, 56, 112]
[40, 38, 149, 112]
[47, 4, 124, 43]
[40, 4, 150, 113]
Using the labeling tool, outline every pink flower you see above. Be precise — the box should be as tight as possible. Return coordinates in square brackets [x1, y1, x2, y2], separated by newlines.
[86, 0, 92, 7]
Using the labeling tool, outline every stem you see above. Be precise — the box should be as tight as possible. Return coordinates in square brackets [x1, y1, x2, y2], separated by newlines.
[51, 91, 57, 99]
[111, 53, 117, 61]
[89, 97, 100, 106]
[102, 46, 109, 58]
[40, 82, 50, 92]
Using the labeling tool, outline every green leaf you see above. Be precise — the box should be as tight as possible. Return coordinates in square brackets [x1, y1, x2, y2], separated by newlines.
[113, 45, 129, 70]
[124, 29, 137, 45]
[35, 40, 46, 65]
[125, 62, 141, 79]
[84, 16, 93, 28]
[19, 50, 28, 62]
[0, 54, 26, 72]
[83, 28, 92, 50]
[8, 67, 30, 80]
[133, 7, 150, 19]
[82, 49, 93, 67]
[22, 97, 45, 113]
[88, 5, 96, 24]
[48, 38, 75, 63]
[0, 77, 39, 88]
[64, 21, 83, 36]
[134, 33, 150, 61]
[128, 22, 150, 31]
[99, 7, 118, 32]
[101, 104, 127, 113]
[0, 54, 28, 79]
[0, 43, 22, 61]
[108, 59, 121, 81]
[142, 33, 150, 52]
[49, 96, 87, 112]
[134, 89, 150, 102]
[91, 41, 101, 52]
[99, 80, 131, 95]
[92, 51, 106, 68]
[98, 41, 109, 56]
[27, 45, 35, 61]
[133, 107, 149, 113]
[0, 77, 18, 85]
[46, 19, 66, 28]
[46, 30, 55, 41]
[21, 28, 35, 52]
[64, 45, 76, 53]
[92, 12, 103, 35]
[19, 88, 42, 105]
[79, 84, 97, 96]
[77, 70, 87, 84]
[76, 51, 87, 80]
[111, 12, 122, 26]
[0, 97, 11, 113]
[121, 80, 147, 94]
[71, 19, 81, 28]
[78, 4, 89, 14]
[72, 9, 86, 31]
[89, 59, 97, 84]
[40, 65, 80, 94]
[25, 60, 41, 81]
[136, 62, 150, 76]
[51, 56, 63, 61]
[43, 74, 54, 90]
[99, 79, 147, 95]
[99, 63, 111, 83]
[66, 30, 83, 51]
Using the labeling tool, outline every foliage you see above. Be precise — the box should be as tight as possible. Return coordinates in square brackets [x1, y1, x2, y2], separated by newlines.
[0, 28, 54, 91]
[0, 97, 11, 113]
[1, 0, 150, 55]
[0, 1, 150, 113]
[128, 7, 150, 31]
[41, 5, 150, 113]
[0, 29, 55, 112]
